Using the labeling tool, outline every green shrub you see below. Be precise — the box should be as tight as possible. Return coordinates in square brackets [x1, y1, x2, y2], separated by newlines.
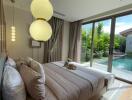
[103, 51, 109, 57]
[94, 51, 103, 58]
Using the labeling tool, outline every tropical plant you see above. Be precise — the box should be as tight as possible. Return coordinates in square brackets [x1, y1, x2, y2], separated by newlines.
[81, 23, 126, 62]
[96, 22, 103, 51]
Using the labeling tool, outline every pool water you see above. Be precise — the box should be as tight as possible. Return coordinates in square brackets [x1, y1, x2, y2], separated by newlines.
[101, 56, 132, 71]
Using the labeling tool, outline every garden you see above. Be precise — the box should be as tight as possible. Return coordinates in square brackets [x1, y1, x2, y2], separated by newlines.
[81, 23, 126, 62]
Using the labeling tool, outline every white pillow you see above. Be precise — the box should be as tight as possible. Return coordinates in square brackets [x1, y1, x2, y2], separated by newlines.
[5, 57, 16, 68]
[2, 65, 26, 100]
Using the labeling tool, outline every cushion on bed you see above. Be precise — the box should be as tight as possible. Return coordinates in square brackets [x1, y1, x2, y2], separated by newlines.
[16, 57, 32, 68]
[15, 58, 28, 70]
[26, 57, 32, 65]
[26, 85, 58, 100]
[67, 64, 77, 70]
[28, 58, 45, 83]
[19, 64, 45, 100]
[26, 96, 34, 100]
[5, 57, 16, 68]
[2, 65, 26, 100]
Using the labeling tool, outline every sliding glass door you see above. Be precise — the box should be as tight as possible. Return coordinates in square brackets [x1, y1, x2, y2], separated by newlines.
[81, 11, 132, 83]
[92, 19, 111, 71]
[81, 19, 111, 71]
[112, 14, 132, 82]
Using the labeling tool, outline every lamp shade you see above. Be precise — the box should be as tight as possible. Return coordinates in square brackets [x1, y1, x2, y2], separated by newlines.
[31, 0, 53, 21]
[29, 20, 52, 41]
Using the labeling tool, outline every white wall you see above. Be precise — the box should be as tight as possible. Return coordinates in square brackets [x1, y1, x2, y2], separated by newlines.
[126, 34, 132, 53]
[4, 5, 70, 63]
[4, 5, 44, 62]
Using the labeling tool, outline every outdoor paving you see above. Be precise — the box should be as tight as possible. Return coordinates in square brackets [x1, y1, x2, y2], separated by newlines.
[101, 79, 132, 100]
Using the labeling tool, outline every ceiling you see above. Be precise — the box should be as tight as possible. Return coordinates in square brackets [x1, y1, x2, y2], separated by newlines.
[4, 0, 132, 22]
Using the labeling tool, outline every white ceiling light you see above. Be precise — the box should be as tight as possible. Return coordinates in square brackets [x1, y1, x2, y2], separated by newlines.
[31, 0, 53, 21]
[29, 19, 52, 41]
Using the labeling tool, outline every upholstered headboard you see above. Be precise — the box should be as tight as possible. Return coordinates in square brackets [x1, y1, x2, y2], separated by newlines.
[0, 53, 7, 100]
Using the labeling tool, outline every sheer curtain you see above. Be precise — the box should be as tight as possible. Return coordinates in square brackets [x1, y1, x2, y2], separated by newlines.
[0, 0, 6, 99]
[0, 0, 6, 53]
[43, 17, 64, 63]
[68, 20, 82, 62]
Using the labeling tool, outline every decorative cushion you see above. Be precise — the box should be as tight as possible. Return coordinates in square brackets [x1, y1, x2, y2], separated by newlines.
[26, 96, 34, 100]
[15, 58, 28, 70]
[19, 65, 45, 100]
[28, 58, 45, 83]
[64, 58, 72, 68]
[2, 65, 26, 100]
[5, 57, 16, 68]
[26, 57, 33, 66]
[67, 63, 77, 70]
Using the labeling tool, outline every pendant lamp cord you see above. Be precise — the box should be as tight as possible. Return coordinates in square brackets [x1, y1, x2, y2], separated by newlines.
[12, 3, 15, 26]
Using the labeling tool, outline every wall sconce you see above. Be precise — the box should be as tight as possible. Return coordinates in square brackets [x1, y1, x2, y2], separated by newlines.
[11, 26, 16, 42]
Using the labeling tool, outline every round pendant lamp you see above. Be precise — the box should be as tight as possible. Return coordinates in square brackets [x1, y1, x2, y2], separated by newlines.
[29, 19, 52, 41]
[31, 0, 53, 21]
[30, 0, 53, 41]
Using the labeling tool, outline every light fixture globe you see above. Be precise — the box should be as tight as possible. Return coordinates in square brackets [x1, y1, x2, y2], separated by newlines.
[31, 0, 53, 21]
[29, 20, 52, 41]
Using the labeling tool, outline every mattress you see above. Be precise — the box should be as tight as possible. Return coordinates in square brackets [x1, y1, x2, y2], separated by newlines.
[43, 61, 113, 100]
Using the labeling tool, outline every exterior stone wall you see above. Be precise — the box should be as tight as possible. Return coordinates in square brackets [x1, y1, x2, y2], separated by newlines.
[126, 34, 132, 53]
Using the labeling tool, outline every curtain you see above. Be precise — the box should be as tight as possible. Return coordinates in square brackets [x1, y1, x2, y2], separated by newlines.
[68, 20, 82, 62]
[0, 0, 6, 54]
[43, 17, 64, 63]
[0, 0, 6, 99]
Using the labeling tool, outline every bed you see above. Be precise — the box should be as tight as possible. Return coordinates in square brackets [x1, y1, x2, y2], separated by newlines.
[1, 55, 114, 100]
[40, 61, 114, 100]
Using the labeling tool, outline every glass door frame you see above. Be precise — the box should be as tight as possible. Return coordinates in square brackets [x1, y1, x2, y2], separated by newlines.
[108, 17, 115, 72]
[90, 22, 95, 67]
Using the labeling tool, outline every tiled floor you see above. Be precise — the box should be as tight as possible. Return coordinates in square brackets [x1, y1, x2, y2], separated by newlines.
[101, 80, 132, 100]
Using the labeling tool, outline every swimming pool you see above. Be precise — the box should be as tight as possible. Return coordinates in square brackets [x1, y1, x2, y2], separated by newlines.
[100, 56, 132, 71]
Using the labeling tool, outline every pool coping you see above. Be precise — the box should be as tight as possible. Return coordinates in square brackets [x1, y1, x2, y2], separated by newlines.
[82, 62, 132, 82]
